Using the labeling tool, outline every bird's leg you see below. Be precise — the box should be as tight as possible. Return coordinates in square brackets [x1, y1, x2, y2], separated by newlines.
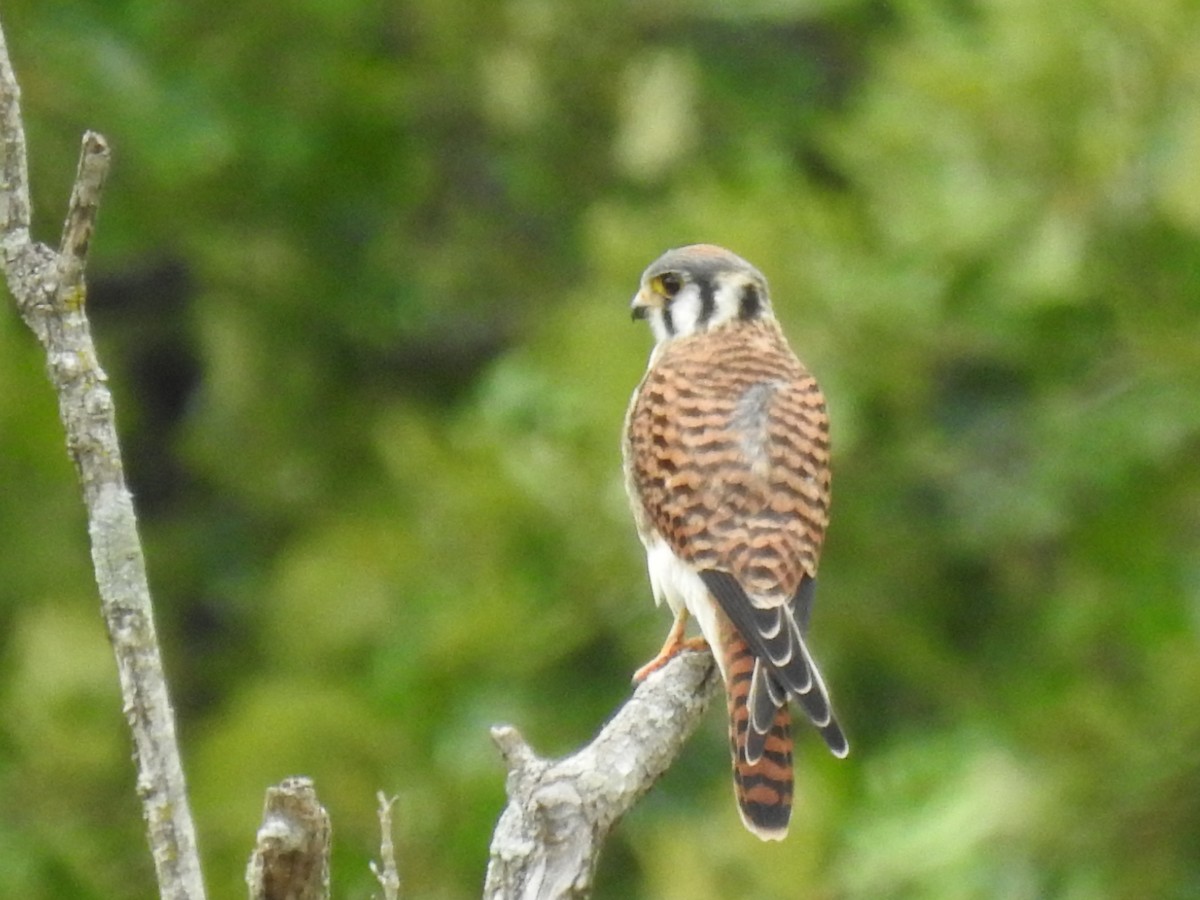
[633, 609, 709, 682]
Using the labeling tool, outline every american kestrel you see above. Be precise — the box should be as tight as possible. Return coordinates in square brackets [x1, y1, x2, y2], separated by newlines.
[623, 244, 848, 841]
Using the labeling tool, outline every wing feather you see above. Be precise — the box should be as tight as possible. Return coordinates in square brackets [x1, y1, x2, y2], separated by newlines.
[701, 568, 846, 757]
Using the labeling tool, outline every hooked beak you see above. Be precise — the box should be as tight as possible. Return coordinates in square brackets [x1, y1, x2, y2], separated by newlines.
[630, 285, 661, 321]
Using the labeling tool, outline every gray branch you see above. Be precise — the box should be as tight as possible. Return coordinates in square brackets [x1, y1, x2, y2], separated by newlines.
[247, 778, 332, 900]
[484, 649, 720, 900]
[0, 15, 206, 900]
[371, 793, 403, 900]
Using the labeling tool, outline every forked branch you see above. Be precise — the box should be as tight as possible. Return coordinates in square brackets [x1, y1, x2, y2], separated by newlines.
[485, 650, 720, 899]
[0, 15, 206, 900]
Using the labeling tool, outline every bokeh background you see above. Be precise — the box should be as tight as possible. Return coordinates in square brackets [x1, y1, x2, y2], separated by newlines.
[2, 1, 1199, 897]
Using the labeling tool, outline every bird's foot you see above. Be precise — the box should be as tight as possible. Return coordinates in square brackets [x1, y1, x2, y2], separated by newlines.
[632, 636, 709, 683]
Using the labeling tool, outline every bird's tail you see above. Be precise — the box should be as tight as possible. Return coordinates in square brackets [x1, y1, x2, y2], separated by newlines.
[721, 614, 793, 841]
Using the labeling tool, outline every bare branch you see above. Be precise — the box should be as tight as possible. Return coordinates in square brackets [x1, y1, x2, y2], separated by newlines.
[484, 649, 720, 900]
[247, 778, 332, 900]
[371, 792, 402, 900]
[0, 18, 30, 249]
[57, 130, 109, 294]
[0, 14, 206, 900]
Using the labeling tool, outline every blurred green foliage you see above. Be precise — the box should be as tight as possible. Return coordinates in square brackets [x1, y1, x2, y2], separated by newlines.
[1, 0, 1198, 897]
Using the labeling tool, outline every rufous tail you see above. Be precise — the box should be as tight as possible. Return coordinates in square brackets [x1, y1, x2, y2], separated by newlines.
[721, 616, 794, 840]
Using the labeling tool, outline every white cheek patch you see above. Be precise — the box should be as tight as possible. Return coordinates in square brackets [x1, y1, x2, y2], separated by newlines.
[644, 536, 729, 680]
[649, 309, 671, 343]
[647, 283, 707, 341]
[668, 284, 703, 336]
[648, 277, 761, 343]
[712, 278, 750, 323]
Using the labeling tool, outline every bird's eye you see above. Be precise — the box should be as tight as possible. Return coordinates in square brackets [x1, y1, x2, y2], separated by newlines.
[657, 272, 683, 297]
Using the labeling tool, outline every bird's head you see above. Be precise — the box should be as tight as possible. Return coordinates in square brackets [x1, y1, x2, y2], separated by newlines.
[631, 244, 772, 343]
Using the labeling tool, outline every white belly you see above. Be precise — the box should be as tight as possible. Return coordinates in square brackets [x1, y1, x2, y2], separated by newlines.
[644, 535, 729, 680]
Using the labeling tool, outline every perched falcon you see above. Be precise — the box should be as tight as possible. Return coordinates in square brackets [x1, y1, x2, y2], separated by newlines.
[622, 243, 848, 841]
